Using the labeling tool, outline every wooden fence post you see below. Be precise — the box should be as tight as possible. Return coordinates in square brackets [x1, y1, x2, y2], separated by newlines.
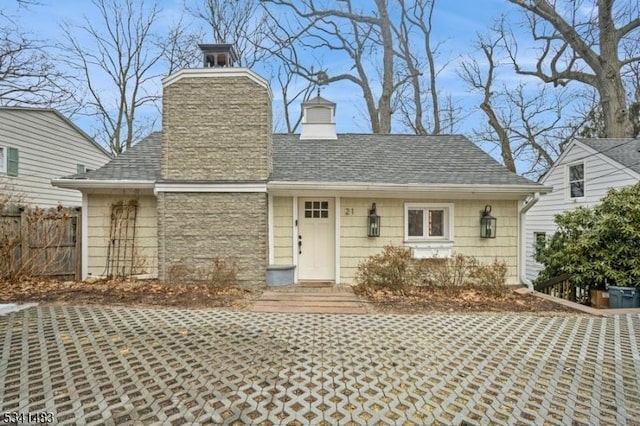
[20, 208, 29, 273]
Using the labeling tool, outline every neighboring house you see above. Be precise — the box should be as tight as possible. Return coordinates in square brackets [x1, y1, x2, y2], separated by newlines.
[0, 107, 111, 208]
[53, 44, 550, 287]
[525, 137, 640, 283]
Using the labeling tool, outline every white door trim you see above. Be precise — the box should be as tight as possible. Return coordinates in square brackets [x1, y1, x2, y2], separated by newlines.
[335, 197, 341, 284]
[292, 196, 299, 283]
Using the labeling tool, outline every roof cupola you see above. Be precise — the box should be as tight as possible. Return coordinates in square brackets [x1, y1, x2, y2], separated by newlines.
[299, 93, 337, 140]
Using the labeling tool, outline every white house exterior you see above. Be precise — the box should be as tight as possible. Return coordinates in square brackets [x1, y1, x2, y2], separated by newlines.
[0, 107, 111, 208]
[525, 138, 640, 283]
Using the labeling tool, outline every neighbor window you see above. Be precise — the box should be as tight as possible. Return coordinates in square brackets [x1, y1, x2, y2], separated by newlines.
[405, 203, 452, 240]
[568, 163, 584, 198]
[1, 147, 19, 177]
[534, 232, 546, 256]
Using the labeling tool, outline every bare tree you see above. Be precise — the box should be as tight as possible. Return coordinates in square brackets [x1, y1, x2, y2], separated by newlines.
[263, 0, 397, 133]
[505, 0, 640, 138]
[460, 28, 582, 177]
[187, 0, 270, 68]
[394, 0, 450, 135]
[459, 32, 516, 172]
[60, 0, 163, 154]
[0, 4, 75, 109]
[158, 15, 205, 75]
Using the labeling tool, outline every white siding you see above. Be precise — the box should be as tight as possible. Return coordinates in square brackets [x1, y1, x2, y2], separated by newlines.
[0, 109, 110, 208]
[525, 142, 639, 281]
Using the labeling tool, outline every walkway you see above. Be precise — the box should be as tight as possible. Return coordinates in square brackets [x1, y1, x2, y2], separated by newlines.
[0, 306, 639, 425]
[252, 284, 367, 314]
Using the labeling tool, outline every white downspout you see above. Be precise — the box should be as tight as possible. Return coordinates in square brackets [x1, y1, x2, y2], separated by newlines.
[81, 192, 89, 280]
[519, 192, 540, 289]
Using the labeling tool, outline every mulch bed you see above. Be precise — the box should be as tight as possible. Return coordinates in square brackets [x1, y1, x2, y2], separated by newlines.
[0, 278, 579, 314]
[355, 286, 580, 314]
[0, 278, 252, 310]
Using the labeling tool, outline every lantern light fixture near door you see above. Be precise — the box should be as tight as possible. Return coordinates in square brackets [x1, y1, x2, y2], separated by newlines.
[368, 203, 380, 237]
[480, 204, 497, 238]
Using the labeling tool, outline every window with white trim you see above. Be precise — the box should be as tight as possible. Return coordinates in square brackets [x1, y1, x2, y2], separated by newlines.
[404, 203, 452, 241]
[568, 163, 584, 198]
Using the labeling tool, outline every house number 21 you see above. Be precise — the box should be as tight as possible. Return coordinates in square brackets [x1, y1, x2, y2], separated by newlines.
[345, 208, 354, 216]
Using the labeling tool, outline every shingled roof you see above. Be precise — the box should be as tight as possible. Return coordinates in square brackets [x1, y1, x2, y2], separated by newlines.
[578, 138, 640, 174]
[64, 132, 161, 181]
[64, 132, 541, 187]
[272, 134, 536, 185]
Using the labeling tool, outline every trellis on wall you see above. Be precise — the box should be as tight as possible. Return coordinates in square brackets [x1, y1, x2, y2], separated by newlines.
[106, 200, 138, 277]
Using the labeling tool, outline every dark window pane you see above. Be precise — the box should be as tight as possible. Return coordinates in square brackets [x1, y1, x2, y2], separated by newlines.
[313, 210, 320, 218]
[321, 201, 328, 209]
[429, 210, 444, 237]
[305, 211, 312, 218]
[569, 164, 584, 181]
[313, 201, 320, 209]
[305, 201, 312, 209]
[408, 210, 423, 237]
[321, 210, 328, 218]
[571, 182, 584, 198]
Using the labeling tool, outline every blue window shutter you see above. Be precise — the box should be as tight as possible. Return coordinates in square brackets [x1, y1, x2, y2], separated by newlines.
[7, 147, 18, 177]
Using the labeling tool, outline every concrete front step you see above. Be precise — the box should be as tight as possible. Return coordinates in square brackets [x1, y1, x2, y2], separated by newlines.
[251, 305, 366, 314]
[252, 290, 366, 314]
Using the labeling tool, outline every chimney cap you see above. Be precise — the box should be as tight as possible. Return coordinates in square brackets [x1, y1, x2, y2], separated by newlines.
[199, 43, 239, 67]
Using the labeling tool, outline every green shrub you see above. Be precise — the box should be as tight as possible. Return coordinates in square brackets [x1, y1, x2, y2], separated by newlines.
[535, 183, 640, 289]
[354, 245, 416, 292]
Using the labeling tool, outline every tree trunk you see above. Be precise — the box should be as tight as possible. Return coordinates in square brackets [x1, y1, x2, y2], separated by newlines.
[376, 0, 393, 134]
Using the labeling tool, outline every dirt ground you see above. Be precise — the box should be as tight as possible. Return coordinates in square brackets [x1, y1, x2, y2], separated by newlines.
[0, 278, 578, 314]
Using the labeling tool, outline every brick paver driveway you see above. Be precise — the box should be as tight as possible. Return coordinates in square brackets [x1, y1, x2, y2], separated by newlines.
[0, 306, 639, 425]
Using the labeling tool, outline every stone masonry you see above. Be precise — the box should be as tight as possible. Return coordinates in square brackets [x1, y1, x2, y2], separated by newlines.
[158, 69, 272, 288]
[157, 192, 268, 288]
[161, 73, 272, 181]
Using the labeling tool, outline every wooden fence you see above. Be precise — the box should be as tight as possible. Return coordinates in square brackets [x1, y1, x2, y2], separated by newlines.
[0, 207, 81, 280]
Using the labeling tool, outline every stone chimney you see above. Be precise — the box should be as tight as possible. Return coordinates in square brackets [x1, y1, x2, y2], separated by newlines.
[157, 43, 272, 289]
[299, 94, 337, 140]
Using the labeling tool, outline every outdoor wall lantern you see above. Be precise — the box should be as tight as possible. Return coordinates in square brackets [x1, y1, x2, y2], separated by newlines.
[480, 204, 497, 238]
[368, 203, 380, 237]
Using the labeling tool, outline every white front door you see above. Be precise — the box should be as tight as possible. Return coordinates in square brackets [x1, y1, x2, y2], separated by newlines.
[298, 198, 335, 281]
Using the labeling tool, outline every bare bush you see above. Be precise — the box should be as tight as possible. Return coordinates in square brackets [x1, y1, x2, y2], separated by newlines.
[354, 245, 417, 293]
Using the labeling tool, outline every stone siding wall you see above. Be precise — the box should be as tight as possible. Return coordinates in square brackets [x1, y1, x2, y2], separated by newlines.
[158, 192, 268, 289]
[159, 70, 272, 289]
[161, 74, 272, 181]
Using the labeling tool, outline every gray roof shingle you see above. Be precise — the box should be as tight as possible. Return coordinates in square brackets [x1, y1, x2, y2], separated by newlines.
[66, 132, 161, 181]
[67, 132, 541, 187]
[578, 138, 640, 174]
[272, 134, 537, 185]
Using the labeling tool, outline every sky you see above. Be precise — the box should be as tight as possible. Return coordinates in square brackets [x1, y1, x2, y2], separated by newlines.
[7, 0, 561, 167]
